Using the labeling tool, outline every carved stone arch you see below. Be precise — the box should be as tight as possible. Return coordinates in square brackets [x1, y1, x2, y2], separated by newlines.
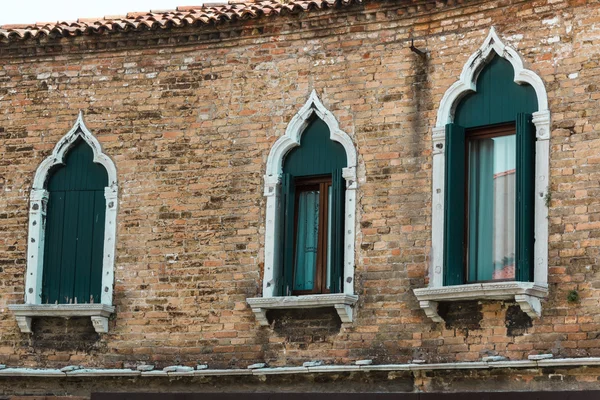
[416, 27, 550, 323]
[436, 27, 549, 128]
[33, 111, 117, 190]
[12, 112, 118, 334]
[261, 90, 358, 302]
[265, 89, 357, 181]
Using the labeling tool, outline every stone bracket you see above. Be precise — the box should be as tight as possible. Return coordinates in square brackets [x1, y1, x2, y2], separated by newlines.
[514, 294, 542, 319]
[250, 307, 269, 326]
[246, 294, 359, 326]
[413, 282, 548, 323]
[90, 316, 110, 333]
[8, 304, 115, 334]
[418, 301, 443, 323]
[15, 316, 33, 333]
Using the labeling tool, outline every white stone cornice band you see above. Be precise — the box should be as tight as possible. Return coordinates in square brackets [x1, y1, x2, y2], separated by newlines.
[3, 357, 600, 378]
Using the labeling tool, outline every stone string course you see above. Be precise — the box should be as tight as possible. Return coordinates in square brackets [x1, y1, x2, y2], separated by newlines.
[0, 0, 599, 394]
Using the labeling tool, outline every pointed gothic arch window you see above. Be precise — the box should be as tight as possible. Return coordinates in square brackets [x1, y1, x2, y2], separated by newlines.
[247, 91, 359, 326]
[414, 28, 551, 323]
[444, 55, 538, 285]
[42, 138, 108, 305]
[278, 117, 347, 296]
[9, 114, 118, 334]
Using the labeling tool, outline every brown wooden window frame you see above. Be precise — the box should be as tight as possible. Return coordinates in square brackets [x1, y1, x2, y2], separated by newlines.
[464, 122, 516, 284]
[292, 175, 332, 295]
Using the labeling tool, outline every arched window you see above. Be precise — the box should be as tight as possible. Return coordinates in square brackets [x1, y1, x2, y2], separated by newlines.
[42, 139, 108, 305]
[444, 55, 538, 285]
[247, 91, 359, 326]
[278, 118, 347, 295]
[414, 28, 550, 322]
[9, 113, 118, 334]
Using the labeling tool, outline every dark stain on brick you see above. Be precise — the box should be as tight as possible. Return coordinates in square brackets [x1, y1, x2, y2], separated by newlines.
[139, 111, 162, 119]
[381, 93, 404, 102]
[31, 317, 102, 352]
[158, 212, 179, 219]
[268, 308, 342, 342]
[505, 304, 532, 336]
[203, 195, 225, 210]
[438, 301, 482, 331]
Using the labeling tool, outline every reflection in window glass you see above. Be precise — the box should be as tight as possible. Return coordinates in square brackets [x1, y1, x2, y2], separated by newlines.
[293, 190, 319, 291]
[467, 134, 516, 282]
[326, 185, 332, 290]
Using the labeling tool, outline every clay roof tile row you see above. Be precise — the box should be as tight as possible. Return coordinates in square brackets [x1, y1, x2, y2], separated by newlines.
[0, 0, 360, 42]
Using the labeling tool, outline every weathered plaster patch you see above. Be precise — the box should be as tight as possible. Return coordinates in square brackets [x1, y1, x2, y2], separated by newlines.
[542, 17, 559, 25]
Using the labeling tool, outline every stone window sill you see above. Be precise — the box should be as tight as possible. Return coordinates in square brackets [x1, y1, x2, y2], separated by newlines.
[8, 304, 115, 334]
[246, 293, 358, 326]
[413, 281, 548, 323]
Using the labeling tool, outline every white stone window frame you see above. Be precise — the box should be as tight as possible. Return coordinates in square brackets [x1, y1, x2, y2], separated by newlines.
[9, 112, 118, 334]
[247, 90, 359, 326]
[414, 27, 551, 322]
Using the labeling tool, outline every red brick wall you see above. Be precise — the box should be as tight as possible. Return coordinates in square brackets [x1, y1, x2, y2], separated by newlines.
[0, 0, 598, 374]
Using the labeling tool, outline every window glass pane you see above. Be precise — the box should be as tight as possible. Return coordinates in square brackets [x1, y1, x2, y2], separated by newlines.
[326, 185, 332, 290]
[468, 135, 516, 281]
[293, 190, 319, 291]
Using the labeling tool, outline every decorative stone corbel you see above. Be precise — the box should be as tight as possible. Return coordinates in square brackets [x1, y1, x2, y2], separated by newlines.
[250, 307, 270, 326]
[333, 303, 354, 323]
[515, 294, 542, 319]
[418, 301, 443, 323]
[90, 316, 110, 333]
[15, 316, 32, 333]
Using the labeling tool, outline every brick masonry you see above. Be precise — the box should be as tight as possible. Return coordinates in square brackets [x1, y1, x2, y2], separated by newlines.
[0, 0, 599, 393]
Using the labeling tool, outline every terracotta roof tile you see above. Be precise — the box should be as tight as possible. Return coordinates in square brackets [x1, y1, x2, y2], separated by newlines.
[0, 0, 359, 42]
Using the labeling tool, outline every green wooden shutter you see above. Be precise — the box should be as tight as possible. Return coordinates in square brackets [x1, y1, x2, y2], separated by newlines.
[280, 173, 296, 296]
[42, 191, 66, 303]
[330, 169, 345, 294]
[42, 140, 108, 304]
[516, 113, 536, 282]
[444, 123, 467, 286]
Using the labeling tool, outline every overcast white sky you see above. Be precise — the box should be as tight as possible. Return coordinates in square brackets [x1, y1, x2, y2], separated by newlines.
[0, 1, 195, 25]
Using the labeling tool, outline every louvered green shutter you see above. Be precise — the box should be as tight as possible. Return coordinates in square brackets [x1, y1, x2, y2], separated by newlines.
[330, 169, 345, 294]
[280, 173, 296, 296]
[444, 123, 467, 286]
[516, 113, 536, 282]
[42, 140, 107, 304]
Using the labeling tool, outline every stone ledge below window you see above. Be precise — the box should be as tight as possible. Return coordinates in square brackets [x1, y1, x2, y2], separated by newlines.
[246, 294, 359, 326]
[413, 282, 548, 323]
[8, 304, 115, 334]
